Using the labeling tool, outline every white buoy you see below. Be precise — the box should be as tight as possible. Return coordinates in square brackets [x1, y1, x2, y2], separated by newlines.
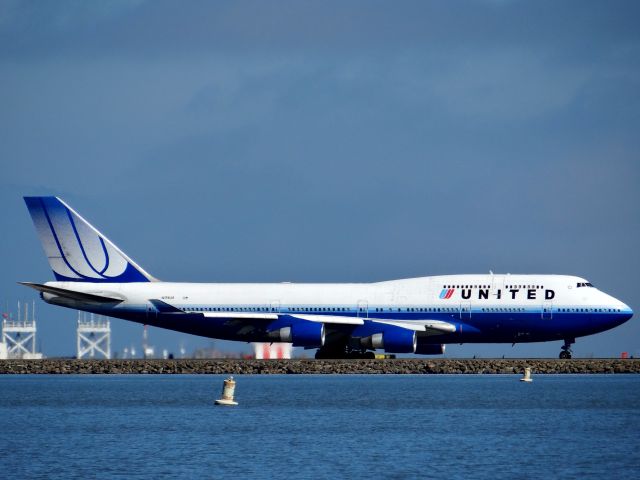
[520, 367, 533, 382]
[215, 376, 238, 406]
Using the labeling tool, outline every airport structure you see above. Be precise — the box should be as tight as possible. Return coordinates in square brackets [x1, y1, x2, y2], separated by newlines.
[0, 333, 6, 360]
[77, 311, 111, 359]
[142, 324, 155, 359]
[1, 301, 43, 359]
[253, 342, 292, 359]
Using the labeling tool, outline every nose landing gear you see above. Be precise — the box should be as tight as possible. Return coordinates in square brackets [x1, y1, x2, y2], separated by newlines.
[559, 338, 574, 359]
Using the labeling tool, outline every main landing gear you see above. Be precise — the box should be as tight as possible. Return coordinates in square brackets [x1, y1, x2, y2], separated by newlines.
[559, 338, 574, 359]
[347, 351, 376, 359]
[315, 345, 375, 359]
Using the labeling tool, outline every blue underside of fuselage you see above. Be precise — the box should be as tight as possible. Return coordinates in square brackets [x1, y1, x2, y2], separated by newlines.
[70, 304, 632, 345]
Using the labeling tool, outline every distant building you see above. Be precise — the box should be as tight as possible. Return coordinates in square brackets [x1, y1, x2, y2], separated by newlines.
[77, 312, 111, 359]
[253, 343, 292, 359]
[2, 302, 43, 359]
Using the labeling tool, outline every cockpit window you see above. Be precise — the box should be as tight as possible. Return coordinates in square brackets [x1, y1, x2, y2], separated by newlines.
[576, 282, 594, 288]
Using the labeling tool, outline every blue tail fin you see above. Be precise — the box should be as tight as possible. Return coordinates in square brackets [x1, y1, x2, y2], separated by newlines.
[24, 196, 156, 283]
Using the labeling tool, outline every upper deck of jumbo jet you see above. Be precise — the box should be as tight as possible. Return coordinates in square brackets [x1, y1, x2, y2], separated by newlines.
[375, 274, 593, 290]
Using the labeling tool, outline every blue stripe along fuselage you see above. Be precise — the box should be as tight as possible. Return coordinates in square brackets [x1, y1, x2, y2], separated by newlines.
[69, 302, 633, 345]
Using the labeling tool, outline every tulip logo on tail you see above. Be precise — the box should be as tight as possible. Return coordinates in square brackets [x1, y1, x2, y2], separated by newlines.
[24, 196, 152, 283]
[439, 288, 455, 299]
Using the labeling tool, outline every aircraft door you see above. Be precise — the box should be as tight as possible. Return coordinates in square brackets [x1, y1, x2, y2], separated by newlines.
[542, 301, 553, 319]
[357, 300, 368, 319]
[270, 301, 281, 313]
[492, 275, 505, 298]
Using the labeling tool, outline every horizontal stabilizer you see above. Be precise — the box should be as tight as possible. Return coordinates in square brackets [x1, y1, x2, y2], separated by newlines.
[19, 282, 124, 304]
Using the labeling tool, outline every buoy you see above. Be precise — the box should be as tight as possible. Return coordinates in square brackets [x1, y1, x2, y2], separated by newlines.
[520, 367, 533, 382]
[215, 376, 239, 406]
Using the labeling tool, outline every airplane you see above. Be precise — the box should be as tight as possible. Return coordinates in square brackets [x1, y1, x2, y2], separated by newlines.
[20, 196, 633, 359]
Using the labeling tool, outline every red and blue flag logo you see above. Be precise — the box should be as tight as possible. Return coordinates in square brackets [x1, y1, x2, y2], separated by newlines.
[439, 288, 455, 299]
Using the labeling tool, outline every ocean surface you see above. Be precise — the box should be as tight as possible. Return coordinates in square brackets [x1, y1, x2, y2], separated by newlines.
[0, 375, 638, 479]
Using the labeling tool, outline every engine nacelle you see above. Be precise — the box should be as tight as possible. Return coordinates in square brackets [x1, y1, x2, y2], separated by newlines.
[361, 327, 417, 353]
[269, 321, 325, 348]
[415, 343, 446, 355]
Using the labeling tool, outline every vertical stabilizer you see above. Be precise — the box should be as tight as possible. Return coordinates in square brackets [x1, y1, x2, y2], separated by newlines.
[24, 196, 156, 282]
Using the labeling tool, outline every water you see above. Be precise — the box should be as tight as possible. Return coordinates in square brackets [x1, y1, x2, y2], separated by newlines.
[0, 375, 638, 479]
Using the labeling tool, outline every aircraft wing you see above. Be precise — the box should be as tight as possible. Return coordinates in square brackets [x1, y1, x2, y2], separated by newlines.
[284, 314, 364, 325]
[150, 299, 453, 331]
[368, 319, 457, 335]
[149, 300, 281, 320]
[147, 299, 454, 337]
[203, 311, 279, 320]
[202, 312, 364, 325]
[149, 300, 365, 325]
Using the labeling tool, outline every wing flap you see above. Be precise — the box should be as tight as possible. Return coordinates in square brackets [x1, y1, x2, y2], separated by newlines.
[200, 312, 363, 324]
[151, 305, 363, 325]
[369, 318, 457, 334]
[202, 311, 279, 320]
[288, 314, 364, 325]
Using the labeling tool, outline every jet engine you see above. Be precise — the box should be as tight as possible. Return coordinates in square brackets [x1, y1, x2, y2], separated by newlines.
[269, 320, 325, 348]
[360, 326, 417, 353]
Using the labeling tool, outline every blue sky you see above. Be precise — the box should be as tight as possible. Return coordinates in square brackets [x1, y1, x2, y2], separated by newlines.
[1, 0, 638, 357]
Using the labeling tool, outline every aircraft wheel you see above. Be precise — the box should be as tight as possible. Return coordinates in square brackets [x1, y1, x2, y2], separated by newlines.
[559, 350, 572, 359]
[315, 346, 348, 359]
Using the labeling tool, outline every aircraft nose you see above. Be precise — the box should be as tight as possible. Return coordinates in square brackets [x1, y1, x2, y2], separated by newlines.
[610, 300, 633, 326]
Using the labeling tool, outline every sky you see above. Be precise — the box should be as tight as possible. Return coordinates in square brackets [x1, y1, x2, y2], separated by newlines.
[1, 0, 639, 358]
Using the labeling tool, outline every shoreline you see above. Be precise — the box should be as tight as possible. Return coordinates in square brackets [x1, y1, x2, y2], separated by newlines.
[0, 358, 638, 374]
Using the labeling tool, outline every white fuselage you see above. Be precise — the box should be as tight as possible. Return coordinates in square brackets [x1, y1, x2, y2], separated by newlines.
[43, 273, 632, 346]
